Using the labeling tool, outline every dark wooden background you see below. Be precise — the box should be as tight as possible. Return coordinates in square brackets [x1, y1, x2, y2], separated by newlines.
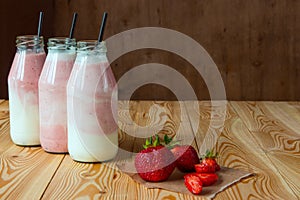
[1, 0, 299, 100]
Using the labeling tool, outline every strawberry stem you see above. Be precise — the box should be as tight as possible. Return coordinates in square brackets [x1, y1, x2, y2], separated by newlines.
[202, 149, 218, 159]
[143, 134, 161, 149]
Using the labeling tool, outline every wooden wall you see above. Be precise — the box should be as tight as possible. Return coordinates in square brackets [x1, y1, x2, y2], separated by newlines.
[1, 0, 299, 100]
[0, 0, 54, 99]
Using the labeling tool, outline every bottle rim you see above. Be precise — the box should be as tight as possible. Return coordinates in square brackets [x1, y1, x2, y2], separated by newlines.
[16, 35, 44, 49]
[77, 40, 106, 52]
[48, 37, 76, 50]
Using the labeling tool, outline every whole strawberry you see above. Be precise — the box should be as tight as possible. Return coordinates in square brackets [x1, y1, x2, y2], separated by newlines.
[134, 135, 176, 182]
[171, 145, 200, 172]
[195, 150, 220, 173]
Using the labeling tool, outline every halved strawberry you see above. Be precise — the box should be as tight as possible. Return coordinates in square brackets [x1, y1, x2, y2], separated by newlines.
[184, 174, 203, 194]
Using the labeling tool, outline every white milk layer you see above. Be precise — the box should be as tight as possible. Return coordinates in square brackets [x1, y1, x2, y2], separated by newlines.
[68, 124, 118, 162]
[8, 90, 40, 145]
[67, 95, 118, 162]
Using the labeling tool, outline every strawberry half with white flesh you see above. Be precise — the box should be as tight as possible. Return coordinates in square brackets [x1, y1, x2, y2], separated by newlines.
[184, 173, 203, 194]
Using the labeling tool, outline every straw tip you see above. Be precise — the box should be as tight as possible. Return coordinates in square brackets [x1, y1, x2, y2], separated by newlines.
[97, 12, 108, 43]
[69, 12, 78, 39]
[37, 11, 44, 37]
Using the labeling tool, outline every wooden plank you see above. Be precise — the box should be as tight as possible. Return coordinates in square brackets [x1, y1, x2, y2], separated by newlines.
[131, 101, 198, 153]
[0, 100, 9, 113]
[0, 0, 55, 100]
[230, 101, 300, 197]
[231, 101, 300, 154]
[1, 100, 299, 199]
[117, 101, 138, 159]
[41, 156, 130, 199]
[185, 101, 297, 200]
[266, 151, 300, 197]
[126, 184, 204, 200]
[230, 101, 300, 155]
[261, 102, 300, 136]
[288, 102, 300, 112]
[0, 100, 5, 106]
[0, 115, 13, 154]
[0, 146, 64, 199]
[49, 0, 300, 101]
[0, 100, 14, 154]
[184, 101, 228, 155]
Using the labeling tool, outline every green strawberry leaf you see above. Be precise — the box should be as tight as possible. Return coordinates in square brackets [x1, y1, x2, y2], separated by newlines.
[153, 134, 160, 147]
[202, 149, 219, 159]
[164, 134, 173, 145]
[145, 138, 151, 146]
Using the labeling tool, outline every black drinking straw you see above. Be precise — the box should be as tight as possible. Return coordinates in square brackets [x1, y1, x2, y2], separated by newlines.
[69, 13, 78, 39]
[37, 11, 43, 37]
[97, 12, 108, 43]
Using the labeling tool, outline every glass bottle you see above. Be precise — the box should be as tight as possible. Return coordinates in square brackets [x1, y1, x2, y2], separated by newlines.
[8, 35, 46, 146]
[67, 41, 118, 162]
[39, 37, 76, 153]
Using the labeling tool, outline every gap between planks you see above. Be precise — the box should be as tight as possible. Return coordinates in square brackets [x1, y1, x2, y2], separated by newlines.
[39, 154, 66, 200]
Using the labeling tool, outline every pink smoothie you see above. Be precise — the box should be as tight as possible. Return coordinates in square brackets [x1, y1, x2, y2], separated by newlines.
[67, 55, 118, 162]
[70, 61, 117, 135]
[8, 51, 46, 145]
[39, 52, 76, 153]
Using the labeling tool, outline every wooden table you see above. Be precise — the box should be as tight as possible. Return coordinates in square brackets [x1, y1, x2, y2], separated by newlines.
[0, 100, 299, 199]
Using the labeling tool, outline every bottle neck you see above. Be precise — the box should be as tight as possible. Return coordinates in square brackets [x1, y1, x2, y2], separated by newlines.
[16, 35, 44, 53]
[47, 37, 76, 52]
[77, 40, 107, 55]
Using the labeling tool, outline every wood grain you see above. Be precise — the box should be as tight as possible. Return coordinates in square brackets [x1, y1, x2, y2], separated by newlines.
[49, 0, 300, 101]
[230, 101, 300, 154]
[41, 156, 124, 199]
[184, 101, 228, 155]
[0, 100, 299, 199]
[0, 1, 55, 100]
[0, 146, 64, 199]
[131, 101, 198, 153]
[0, 101, 13, 153]
[1, 1, 300, 100]
[185, 101, 298, 200]
[117, 101, 138, 158]
[231, 101, 300, 197]
[0, 100, 9, 112]
[261, 102, 300, 137]
[0, 118, 12, 154]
